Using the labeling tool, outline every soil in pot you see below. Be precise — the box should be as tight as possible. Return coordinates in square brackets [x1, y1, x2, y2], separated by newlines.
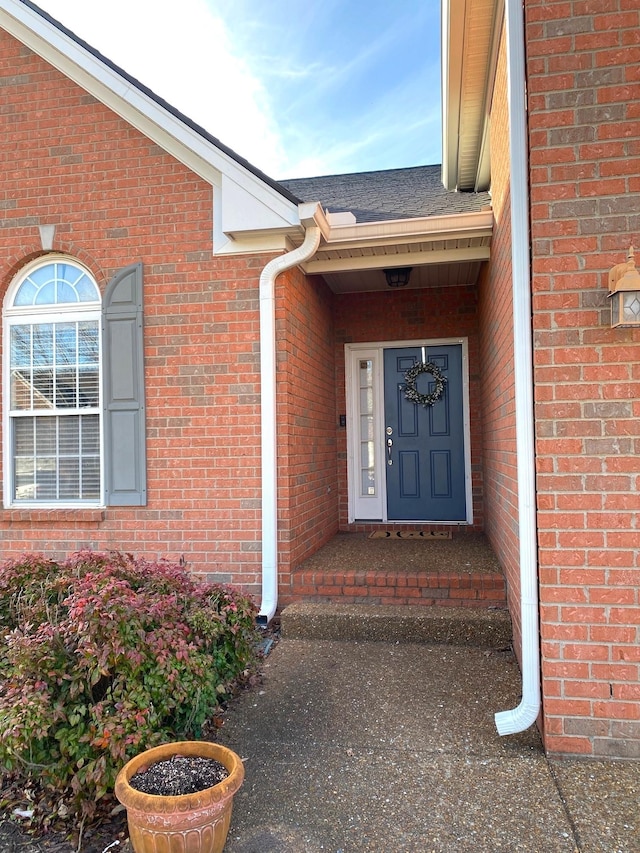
[130, 756, 229, 796]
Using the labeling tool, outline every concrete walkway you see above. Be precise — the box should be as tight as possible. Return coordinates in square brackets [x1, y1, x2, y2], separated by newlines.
[217, 633, 639, 852]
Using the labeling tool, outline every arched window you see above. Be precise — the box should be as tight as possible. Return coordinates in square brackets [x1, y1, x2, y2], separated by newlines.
[3, 258, 146, 507]
[4, 259, 102, 504]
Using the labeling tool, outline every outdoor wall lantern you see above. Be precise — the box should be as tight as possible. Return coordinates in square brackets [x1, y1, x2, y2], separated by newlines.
[609, 246, 640, 328]
[384, 267, 412, 288]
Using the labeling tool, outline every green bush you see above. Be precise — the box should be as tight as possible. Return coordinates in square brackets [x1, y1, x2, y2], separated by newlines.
[0, 550, 258, 827]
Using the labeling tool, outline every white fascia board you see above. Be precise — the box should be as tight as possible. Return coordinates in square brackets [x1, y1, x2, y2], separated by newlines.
[441, 0, 465, 191]
[475, 0, 504, 191]
[442, 0, 503, 193]
[0, 1, 299, 250]
[324, 210, 494, 249]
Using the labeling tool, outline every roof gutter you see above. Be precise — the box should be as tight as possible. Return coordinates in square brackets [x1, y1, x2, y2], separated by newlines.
[257, 203, 327, 625]
[494, 0, 541, 735]
[320, 209, 494, 246]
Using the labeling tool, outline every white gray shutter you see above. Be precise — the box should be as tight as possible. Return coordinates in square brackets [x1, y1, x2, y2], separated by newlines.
[102, 263, 147, 506]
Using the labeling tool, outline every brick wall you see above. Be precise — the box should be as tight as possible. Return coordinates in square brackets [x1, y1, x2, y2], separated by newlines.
[276, 267, 339, 582]
[333, 285, 485, 530]
[479, 29, 523, 656]
[0, 31, 266, 600]
[525, 0, 640, 758]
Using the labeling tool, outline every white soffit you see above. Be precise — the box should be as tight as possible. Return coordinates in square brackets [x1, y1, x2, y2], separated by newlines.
[442, 0, 503, 192]
[0, 0, 301, 252]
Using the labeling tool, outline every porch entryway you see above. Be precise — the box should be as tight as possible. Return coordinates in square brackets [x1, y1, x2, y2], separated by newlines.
[282, 531, 506, 610]
[345, 339, 473, 526]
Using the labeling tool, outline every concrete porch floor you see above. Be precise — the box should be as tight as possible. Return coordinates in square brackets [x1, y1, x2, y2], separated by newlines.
[283, 532, 507, 610]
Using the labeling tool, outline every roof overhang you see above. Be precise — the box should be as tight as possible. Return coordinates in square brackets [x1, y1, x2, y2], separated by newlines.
[442, 0, 504, 192]
[2, 1, 494, 287]
[299, 209, 493, 293]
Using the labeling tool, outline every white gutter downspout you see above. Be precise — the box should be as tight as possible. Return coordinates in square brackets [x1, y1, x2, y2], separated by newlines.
[495, 0, 541, 734]
[257, 203, 324, 625]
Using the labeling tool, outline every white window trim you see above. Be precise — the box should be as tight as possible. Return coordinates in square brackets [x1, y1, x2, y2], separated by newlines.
[345, 337, 473, 525]
[345, 347, 385, 521]
[3, 256, 104, 508]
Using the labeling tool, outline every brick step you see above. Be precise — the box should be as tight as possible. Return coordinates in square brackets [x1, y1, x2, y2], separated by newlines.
[283, 567, 507, 609]
[280, 602, 512, 649]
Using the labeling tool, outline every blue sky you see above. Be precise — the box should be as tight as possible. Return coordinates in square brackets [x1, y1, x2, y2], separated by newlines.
[36, 0, 442, 179]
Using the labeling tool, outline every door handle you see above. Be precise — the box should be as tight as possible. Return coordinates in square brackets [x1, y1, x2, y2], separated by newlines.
[387, 437, 393, 465]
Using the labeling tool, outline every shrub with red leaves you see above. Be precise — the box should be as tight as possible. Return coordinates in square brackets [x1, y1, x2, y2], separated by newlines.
[0, 551, 258, 828]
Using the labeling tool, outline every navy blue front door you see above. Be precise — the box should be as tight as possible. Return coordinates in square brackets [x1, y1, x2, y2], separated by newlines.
[383, 345, 466, 521]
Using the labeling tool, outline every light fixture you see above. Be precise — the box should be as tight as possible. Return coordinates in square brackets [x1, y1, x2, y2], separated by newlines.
[384, 267, 412, 288]
[608, 246, 640, 328]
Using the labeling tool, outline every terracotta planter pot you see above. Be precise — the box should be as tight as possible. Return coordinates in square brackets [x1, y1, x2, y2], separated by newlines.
[114, 741, 244, 853]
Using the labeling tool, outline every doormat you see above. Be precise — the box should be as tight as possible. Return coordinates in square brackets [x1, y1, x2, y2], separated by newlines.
[369, 530, 452, 540]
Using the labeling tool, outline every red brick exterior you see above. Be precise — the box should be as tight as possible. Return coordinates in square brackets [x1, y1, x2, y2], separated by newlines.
[1, 31, 487, 592]
[524, 0, 640, 758]
[0, 31, 267, 597]
[275, 266, 339, 583]
[478, 28, 522, 656]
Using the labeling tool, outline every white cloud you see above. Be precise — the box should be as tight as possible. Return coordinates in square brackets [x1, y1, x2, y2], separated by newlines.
[36, 0, 290, 175]
[32, 0, 442, 179]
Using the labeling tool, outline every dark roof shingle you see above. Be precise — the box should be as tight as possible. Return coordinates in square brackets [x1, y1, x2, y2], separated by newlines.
[279, 165, 491, 223]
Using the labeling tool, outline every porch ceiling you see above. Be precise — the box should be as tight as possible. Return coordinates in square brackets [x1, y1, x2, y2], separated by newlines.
[318, 259, 486, 294]
[299, 208, 493, 294]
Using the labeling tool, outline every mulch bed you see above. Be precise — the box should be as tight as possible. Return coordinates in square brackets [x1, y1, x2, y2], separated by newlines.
[0, 815, 130, 853]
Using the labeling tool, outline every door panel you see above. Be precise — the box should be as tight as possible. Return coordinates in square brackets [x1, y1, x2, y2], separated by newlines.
[384, 344, 466, 521]
[431, 450, 452, 498]
[398, 450, 419, 497]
